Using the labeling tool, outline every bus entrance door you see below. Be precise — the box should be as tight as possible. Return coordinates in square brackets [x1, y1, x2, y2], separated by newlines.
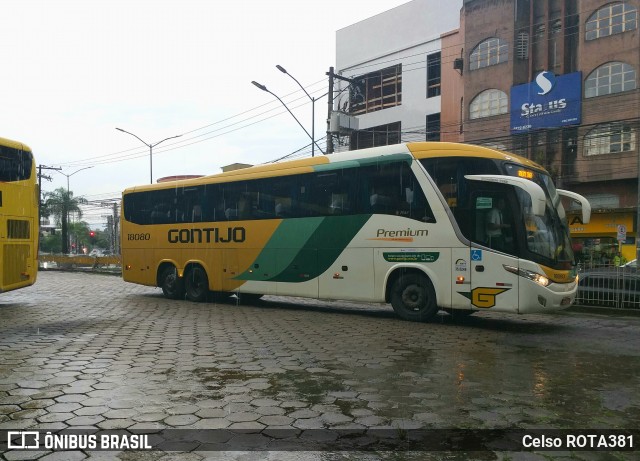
[469, 247, 519, 312]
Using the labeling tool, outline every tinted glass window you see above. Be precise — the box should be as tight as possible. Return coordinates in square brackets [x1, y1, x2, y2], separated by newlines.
[0, 146, 32, 181]
[123, 160, 434, 225]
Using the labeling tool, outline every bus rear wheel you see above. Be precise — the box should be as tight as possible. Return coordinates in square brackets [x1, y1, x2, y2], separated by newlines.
[160, 266, 184, 300]
[390, 273, 438, 322]
[185, 266, 209, 302]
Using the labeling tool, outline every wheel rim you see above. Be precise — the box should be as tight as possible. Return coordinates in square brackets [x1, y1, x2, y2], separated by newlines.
[402, 284, 425, 311]
[165, 272, 177, 294]
[188, 268, 206, 297]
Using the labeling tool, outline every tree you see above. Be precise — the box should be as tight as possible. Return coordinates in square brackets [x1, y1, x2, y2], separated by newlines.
[42, 188, 86, 254]
[68, 220, 90, 253]
[39, 232, 61, 253]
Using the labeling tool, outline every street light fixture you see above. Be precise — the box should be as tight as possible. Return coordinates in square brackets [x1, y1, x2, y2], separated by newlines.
[251, 79, 324, 156]
[58, 166, 94, 193]
[275, 64, 326, 157]
[115, 128, 182, 184]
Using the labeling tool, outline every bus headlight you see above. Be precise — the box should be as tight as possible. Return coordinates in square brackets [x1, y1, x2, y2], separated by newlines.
[503, 265, 550, 287]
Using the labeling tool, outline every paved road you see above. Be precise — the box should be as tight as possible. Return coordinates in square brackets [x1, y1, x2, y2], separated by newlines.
[1, 271, 639, 460]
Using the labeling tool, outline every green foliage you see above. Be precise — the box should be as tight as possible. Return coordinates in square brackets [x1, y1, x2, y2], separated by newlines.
[42, 187, 87, 254]
[39, 232, 61, 253]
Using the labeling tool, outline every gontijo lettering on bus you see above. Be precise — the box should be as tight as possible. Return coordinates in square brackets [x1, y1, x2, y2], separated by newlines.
[167, 227, 246, 243]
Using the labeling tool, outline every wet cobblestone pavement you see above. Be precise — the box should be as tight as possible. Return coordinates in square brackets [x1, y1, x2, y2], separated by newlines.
[1, 271, 640, 460]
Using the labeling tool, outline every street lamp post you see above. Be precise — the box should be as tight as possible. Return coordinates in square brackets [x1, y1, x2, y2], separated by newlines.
[115, 128, 182, 184]
[275, 65, 324, 157]
[59, 166, 94, 193]
[57, 166, 93, 254]
[251, 80, 325, 156]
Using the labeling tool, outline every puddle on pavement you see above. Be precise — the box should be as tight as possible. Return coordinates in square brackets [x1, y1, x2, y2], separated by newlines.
[187, 343, 640, 431]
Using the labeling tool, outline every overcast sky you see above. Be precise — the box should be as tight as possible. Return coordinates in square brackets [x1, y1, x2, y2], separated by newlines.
[2, 0, 410, 226]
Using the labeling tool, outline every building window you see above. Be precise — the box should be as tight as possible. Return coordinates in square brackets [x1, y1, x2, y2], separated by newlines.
[585, 2, 638, 40]
[350, 65, 402, 115]
[469, 37, 508, 70]
[550, 19, 562, 35]
[516, 32, 529, 59]
[426, 52, 441, 98]
[350, 122, 401, 150]
[426, 113, 441, 141]
[584, 123, 636, 156]
[469, 89, 508, 119]
[585, 62, 637, 98]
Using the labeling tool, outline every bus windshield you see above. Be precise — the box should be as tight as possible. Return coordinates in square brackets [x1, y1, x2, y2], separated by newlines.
[421, 156, 574, 270]
[504, 164, 574, 267]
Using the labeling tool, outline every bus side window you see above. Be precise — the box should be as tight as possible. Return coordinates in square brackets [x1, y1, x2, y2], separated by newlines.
[238, 192, 252, 219]
[370, 183, 396, 214]
[330, 193, 349, 214]
[151, 204, 171, 224]
[403, 185, 434, 223]
[275, 199, 291, 217]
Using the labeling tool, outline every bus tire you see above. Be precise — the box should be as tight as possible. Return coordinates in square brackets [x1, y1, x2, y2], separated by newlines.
[160, 266, 184, 300]
[185, 266, 209, 302]
[390, 273, 438, 322]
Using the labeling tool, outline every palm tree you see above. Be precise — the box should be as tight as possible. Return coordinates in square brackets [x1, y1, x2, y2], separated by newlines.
[42, 188, 86, 254]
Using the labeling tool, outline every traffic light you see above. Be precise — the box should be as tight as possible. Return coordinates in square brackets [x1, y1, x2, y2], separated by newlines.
[89, 231, 96, 243]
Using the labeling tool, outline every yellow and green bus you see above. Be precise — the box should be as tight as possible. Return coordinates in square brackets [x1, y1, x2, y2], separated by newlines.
[0, 136, 38, 293]
[121, 142, 590, 322]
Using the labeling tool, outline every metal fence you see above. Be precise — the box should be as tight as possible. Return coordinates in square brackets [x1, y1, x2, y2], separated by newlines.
[575, 261, 640, 310]
[39, 254, 121, 274]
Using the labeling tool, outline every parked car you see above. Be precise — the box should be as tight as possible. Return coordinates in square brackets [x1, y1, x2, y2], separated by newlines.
[576, 268, 640, 309]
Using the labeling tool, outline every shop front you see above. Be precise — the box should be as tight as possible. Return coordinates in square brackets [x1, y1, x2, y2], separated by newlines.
[567, 211, 636, 267]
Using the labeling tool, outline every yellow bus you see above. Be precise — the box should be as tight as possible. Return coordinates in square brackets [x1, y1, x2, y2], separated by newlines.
[0, 136, 39, 293]
[121, 142, 590, 322]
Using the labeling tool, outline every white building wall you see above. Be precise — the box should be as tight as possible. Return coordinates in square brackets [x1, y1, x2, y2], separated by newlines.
[335, 0, 462, 140]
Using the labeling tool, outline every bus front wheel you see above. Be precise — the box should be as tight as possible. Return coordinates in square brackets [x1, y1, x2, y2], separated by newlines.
[185, 266, 209, 302]
[390, 273, 438, 322]
[160, 266, 184, 300]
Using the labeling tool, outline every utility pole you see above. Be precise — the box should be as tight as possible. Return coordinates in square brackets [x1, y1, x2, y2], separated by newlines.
[106, 215, 114, 255]
[37, 165, 61, 253]
[326, 67, 335, 154]
[326, 67, 355, 154]
[113, 202, 120, 255]
[37, 165, 61, 224]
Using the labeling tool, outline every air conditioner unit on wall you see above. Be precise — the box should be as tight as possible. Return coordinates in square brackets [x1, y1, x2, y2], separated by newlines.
[330, 112, 359, 134]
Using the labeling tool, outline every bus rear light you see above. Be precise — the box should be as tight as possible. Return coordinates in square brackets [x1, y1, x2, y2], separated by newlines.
[456, 276, 465, 284]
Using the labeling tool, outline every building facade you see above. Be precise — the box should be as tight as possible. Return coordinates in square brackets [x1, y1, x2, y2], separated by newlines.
[334, 0, 463, 150]
[335, 0, 640, 263]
